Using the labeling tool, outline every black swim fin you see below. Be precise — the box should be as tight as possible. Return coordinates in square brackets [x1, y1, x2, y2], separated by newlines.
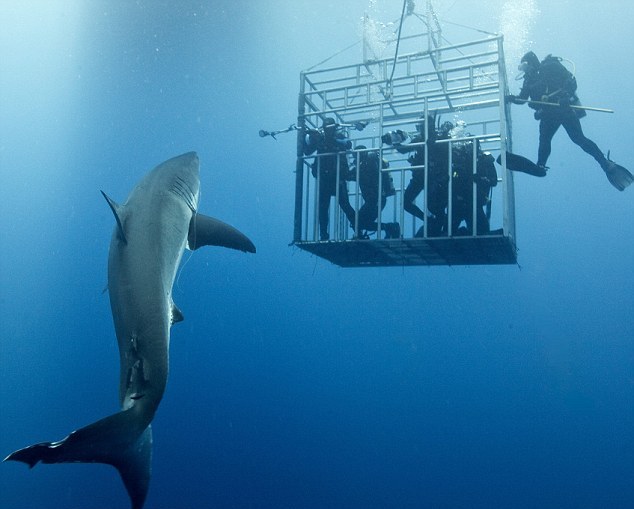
[602, 159, 633, 191]
[496, 152, 547, 177]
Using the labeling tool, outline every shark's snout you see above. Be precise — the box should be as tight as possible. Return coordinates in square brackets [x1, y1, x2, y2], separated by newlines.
[177, 151, 198, 166]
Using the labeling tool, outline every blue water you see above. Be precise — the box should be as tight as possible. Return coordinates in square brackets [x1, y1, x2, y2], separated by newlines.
[1, 1, 633, 508]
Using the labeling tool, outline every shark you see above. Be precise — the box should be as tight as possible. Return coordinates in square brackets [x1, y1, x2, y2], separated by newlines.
[4, 151, 255, 508]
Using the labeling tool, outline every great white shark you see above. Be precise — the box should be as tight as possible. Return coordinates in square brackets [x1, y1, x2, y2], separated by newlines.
[4, 152, 255, 508]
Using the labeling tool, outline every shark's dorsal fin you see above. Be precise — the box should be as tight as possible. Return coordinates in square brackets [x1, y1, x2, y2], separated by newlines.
[101, 191, 127, 244]
[188, 213, 256, 253]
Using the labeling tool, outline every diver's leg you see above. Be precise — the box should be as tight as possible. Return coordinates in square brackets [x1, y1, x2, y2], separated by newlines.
[561, 112, 607, 165]
[403, 177, 426, 221]
[318, 189, 331, 240]
[474, 206, 490, 235]
[338, 181, 356, 226]
[537, 117, 561, 167]
[357, 193, 378, 231]
[427, 183, 448, 236]
[357, 202, 373, 231]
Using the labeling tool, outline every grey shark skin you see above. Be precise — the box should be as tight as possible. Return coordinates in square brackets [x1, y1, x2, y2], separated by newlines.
[4, 152, 255, 509]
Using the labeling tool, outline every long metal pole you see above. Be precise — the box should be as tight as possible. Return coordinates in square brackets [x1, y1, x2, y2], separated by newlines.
[513, 97, 614, 113]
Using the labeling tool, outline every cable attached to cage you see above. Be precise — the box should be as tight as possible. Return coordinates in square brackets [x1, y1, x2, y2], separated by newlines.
[304, 39, 361, 73]
[386, 0, 411, 95]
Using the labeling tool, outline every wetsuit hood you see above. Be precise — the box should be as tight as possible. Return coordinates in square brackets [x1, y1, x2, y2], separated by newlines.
[520, 51, 540, 69]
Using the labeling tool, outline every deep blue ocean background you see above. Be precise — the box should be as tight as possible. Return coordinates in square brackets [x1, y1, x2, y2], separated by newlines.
[1, 1, 633, 508]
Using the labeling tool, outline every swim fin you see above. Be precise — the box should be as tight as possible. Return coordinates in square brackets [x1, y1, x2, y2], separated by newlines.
[496, 152, 547, 177]
[602, 159, 633, 191]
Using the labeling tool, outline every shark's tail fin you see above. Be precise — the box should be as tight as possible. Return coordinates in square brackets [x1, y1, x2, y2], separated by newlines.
[116, 425, 152, 509]
[4, 410, 152, 509]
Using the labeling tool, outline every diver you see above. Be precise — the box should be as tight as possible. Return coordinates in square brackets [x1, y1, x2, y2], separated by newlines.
[384, 116, 450, 236]
[304, 117, 357, 240]
[450, 141, 498, 235]
[507, 51, 633, 191]
[351, 146, 400, 239]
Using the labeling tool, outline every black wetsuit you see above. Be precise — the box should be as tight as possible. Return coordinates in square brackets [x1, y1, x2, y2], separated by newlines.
[356, 151, 386, 231]
[304, 131, 355, 240]
[518, 55, 606, 168]
[397, 132, 449, 234]
[450, 145, 498, 235]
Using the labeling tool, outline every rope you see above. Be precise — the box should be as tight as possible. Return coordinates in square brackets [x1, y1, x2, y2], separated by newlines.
[304, 39, 360, 72]
[387, 0, 409, 91]
[304, 2, 497, 81]
[410, 11, 498, 85]
[437, 18, 498, 37]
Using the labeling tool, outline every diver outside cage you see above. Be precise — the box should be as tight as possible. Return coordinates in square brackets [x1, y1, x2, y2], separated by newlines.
[507, 51, 632, 191]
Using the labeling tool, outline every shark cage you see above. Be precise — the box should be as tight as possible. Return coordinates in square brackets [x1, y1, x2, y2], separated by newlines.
[292, 3, 517, 267]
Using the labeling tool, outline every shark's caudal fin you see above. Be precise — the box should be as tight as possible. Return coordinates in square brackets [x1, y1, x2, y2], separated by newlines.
[116, 426, 152, 509]
[4, 410, 152, 509]
[188, 213, 256, 253]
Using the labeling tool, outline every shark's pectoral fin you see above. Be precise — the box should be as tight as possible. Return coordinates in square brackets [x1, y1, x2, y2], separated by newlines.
[188, 213, 256, 253]
[101, 191, 128, 244]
